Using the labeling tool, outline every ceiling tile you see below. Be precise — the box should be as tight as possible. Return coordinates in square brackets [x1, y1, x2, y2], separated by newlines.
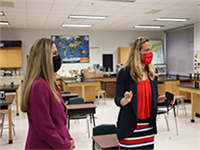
[167, 5, 194, 11]
[28, 9, 50, 14]
[54, 0, 82, 5]
[27, 3, 52, 9]
[13, 2, 26, 8]
[0, 16, 7, 21]
[149, 4, 172, 10]
[1, 7, 26, 13]
[181, 0, 199, 6]
[103, 1, 130, 8]
[79, 1, 106, 7]
[27, 0, 54, 4]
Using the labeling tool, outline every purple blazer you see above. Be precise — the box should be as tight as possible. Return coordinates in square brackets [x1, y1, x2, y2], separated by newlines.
[25, 77, 71, 150]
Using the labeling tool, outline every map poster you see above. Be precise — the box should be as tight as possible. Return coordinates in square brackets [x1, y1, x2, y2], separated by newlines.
[51, 35, 89, 63]
[149, 40, 164, 64]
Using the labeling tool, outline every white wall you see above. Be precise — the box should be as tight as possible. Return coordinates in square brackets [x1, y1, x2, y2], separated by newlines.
[1, 28, 163, 75]
[194, 22, 200, 52]
[166, 28, 194, 75]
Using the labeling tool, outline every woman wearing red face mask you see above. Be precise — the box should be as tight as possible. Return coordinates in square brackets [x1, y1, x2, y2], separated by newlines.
[115, 37, 175, 149]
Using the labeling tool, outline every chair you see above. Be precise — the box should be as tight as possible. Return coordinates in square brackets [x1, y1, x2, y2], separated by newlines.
[157, 109, 169, 132]
[157, 100, 179, 135]
[92, 124, 117, 150]
[97, 90, 106, 105]
[61, 91, 71, 104]
[0, 110, 16, 138]
[175, 95, 187, 116]
[61, 91, 71, 94]
[68, 97, 90, 137]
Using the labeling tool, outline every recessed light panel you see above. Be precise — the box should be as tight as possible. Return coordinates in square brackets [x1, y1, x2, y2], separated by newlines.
[156, 18, 188, 22]
[0, 11, 4, 16]
[69, 15, 107, 20]
[134, 25, 163, 29]
[61, 24, 92, 28]
[0, 21, 10, 25]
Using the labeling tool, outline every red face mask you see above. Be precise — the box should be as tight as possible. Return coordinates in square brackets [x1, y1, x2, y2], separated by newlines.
[141, 51, 153, 65]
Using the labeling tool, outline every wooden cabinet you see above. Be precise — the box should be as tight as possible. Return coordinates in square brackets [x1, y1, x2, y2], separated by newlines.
[94, 77, 116, 98]
[0, 47, 22, 68]
[164, 81, 180, 96]
[62, 80, 100, 102]
[158, 82, 165, 96]
[158, 81, 180, 96]
[158, 80, 194, 100]
[118, 47, 130, 64]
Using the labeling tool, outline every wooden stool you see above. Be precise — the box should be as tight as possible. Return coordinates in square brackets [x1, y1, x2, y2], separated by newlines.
[97, 90, 106, 105]
[0, 112, 16, 138]
[175, 95, 187, 116]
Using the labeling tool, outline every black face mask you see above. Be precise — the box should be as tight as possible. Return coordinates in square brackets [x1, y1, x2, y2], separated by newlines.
[53, 54, 62, 72]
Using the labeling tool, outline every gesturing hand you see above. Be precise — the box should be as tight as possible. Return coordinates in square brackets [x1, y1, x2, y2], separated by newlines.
[124, 91, 133, 103]
[121, 91, 133, 106]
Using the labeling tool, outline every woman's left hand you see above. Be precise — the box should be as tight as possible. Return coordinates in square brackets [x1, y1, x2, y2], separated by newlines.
[157, 95, 166, 103]
[157, 95, 176, 105]
[70, 137, 75, 149]
[170, 97, 176, 105]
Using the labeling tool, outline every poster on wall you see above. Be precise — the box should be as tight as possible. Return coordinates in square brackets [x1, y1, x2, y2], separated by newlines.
[154, 64, 167, 75]
[51, 35, 89, 63]
[194, 51, 200, 73]
[149, 40, 164, 64]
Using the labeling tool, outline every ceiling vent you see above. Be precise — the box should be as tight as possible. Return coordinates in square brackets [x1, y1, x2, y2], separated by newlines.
[0, 1, 14, 7]
[145, 9, 162, 14]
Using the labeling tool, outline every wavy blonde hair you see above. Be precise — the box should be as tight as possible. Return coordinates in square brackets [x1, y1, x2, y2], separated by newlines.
[123, 37, 157, 82]
[21, 38, 60, 113]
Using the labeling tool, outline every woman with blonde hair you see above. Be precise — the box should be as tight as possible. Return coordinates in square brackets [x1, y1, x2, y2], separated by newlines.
[115, 37, 174, 149]
[21, 38, 75, 150]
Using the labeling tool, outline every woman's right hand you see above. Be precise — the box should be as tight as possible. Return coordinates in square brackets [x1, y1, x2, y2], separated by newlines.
[120, 91, 133, 106]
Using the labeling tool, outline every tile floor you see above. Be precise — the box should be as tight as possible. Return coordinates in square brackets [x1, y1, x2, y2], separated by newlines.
[0, 98, 200, 150]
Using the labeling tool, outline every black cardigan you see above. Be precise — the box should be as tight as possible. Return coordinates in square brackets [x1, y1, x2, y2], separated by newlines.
[115, 68, 159, 140]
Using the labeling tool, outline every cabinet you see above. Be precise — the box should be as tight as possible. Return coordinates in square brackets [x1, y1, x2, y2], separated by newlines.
[157, 80, 194, 100]
[118, 47, 130, 64]
[0, 47, 22, 68]
[94, 77, 116, 97]
[164, 81, 180, 96]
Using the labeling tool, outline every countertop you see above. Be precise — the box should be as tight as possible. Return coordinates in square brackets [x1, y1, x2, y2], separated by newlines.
[178, 84, 200, 90]
[62, 79, 99, 83]
[158, 75, 200, 82]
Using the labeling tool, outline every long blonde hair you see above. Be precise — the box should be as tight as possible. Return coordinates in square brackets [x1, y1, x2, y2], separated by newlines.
[123, 37, 157, 82]
[21, 38, 61, 113]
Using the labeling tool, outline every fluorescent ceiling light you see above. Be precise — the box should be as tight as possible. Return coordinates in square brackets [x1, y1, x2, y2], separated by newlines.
[69, 15, 107, 20]
[61, 24, 92, 28]
[156, 18, 188, 22]
[135, 25, 163, 29]
[0, 21, 9, 25]
[0, 11, 4, 16]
